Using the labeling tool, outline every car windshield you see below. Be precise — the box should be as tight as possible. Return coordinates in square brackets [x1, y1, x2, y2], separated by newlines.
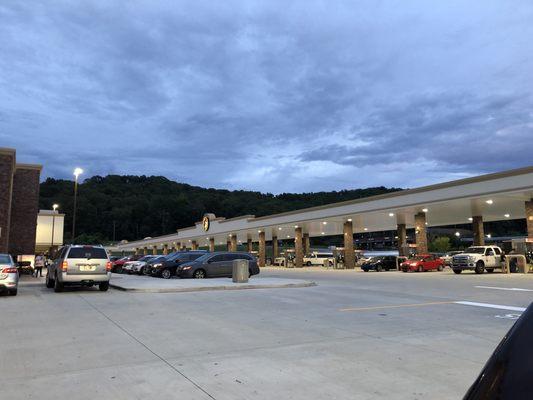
[67, 247, 108, 259]
[413, 256, 426, 261]
[0, 255, 12, 264]
[138, 256, 153, 261]
[465, 247, 486, 254]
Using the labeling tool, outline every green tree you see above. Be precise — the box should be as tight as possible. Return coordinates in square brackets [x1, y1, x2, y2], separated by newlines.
[39, 175, 403, 242]
[429, 236, 451, 253]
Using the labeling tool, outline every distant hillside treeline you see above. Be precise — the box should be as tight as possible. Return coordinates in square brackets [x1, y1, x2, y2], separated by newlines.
[39, 175, 401, 243]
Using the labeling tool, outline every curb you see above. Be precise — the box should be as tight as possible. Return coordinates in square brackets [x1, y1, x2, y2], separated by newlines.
[110, 281, 316, 293]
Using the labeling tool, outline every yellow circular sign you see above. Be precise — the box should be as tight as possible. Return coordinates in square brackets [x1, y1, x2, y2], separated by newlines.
[202, 216, 210, 232]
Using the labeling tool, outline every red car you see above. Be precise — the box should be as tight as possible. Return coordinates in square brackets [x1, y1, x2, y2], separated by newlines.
[112, 255, 143, 273]
[401, 254, 444, 272]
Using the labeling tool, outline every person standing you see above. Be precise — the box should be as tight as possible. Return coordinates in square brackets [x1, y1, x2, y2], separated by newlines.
[34, 254, 45, 277]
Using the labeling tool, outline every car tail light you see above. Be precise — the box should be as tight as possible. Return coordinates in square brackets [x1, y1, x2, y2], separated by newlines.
[106, 261, 112, 271]
[2, 267, 17, 273]
[61, 261, 68, 271]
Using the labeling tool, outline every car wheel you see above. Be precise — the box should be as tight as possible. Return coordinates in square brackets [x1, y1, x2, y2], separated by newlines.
[193, 269, 206, 279]
[53, 275, 64, 293]
[486, 268, 494, 273]
[363, 269, 369, 272]
[138, 268, 144, 275]
[9, 289, 17, 296]
[437, 265, 443, 271]
[306, 261, 312, 266]
[161, 269, 172, 279]
[417, 266, 424, 272]
[376, 265, 383, 272]
[99, 282, 109, 291]
[453, 269, 462, 274]
[475, 261, 485, 274]
[45, 272, 54, 288]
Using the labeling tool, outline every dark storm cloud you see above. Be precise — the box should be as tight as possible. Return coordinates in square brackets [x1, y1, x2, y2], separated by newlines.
[299, 91, 533, 172]
[0, 0, 532, 192]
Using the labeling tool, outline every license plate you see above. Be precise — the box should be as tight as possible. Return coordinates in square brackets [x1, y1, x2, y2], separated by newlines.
[79, 265, 96, 272]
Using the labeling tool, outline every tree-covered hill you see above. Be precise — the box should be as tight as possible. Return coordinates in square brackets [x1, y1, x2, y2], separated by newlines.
[39, 175, 401, 243]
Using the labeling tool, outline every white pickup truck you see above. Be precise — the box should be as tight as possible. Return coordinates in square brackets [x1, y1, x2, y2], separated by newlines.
[451, 246, 505, 274]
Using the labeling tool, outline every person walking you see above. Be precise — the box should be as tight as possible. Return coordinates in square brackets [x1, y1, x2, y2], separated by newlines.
[34, 253, 45, 277]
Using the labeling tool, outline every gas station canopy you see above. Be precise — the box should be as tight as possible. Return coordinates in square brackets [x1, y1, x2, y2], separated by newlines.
[115, 166, 533, 251]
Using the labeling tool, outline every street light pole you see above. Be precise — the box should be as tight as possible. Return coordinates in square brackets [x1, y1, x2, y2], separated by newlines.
[51, 203, 58, 251]
[72, 168, 83, 241]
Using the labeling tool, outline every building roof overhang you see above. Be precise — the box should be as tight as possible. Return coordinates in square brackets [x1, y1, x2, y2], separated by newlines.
[114, 166, 533, 250]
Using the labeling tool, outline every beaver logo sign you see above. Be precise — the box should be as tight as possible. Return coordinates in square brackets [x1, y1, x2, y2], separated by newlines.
[202, 216, 210, 232]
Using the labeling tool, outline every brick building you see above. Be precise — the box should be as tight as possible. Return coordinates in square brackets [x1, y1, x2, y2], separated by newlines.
[0, 148, 42, 256]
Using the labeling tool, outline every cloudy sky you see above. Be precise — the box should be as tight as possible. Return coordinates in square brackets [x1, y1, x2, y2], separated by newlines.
[1, 1, 532, 193]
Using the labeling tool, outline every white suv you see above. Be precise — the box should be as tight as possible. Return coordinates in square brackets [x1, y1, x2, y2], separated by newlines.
[303, 252, 334, 267]
[46, 245, 111, 292]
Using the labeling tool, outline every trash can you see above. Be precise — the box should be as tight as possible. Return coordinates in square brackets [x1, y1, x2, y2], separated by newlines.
[232, 259, 249, 283]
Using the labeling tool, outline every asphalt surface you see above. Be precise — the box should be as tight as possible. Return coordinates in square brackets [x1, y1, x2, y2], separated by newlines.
[1, 268, 532, 400]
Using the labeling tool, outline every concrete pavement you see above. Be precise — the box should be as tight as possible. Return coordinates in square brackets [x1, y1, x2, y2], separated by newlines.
[1, 269, 532, 399]
[109, 273, 316, 292]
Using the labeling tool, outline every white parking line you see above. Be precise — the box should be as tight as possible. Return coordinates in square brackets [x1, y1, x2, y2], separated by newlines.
[454, 301, 526, 312]
[475, 286, 533, 292]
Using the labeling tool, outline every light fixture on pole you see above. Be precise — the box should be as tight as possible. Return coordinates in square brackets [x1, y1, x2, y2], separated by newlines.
[72, 168, 83, 241]
[51, 204, 59, 252]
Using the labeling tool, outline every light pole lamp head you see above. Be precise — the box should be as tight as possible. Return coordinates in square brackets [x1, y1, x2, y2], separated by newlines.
[73, 167, 84, 179]
[52, 204, 59, 211]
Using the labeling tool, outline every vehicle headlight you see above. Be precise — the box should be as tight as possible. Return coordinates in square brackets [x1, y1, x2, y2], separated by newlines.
[468, 256, 476, 262]
[153, 263, 162, 268]
[182, 266, 192, 270]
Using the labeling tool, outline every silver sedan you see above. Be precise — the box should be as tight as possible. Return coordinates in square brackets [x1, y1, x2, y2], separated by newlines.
[0, 254, 18, 296]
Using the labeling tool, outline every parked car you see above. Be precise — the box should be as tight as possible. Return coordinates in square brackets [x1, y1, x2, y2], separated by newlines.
[151, 251, 208, 279]
[112, 255, 143, 273]
[303, 252, 334, 266]
[122, 255, 157, 274]
[401, 254, 444, 272]
[16, 260, 34, 275]
[132, 255, 166, 275]
[143, 255, 168, 275]
[0, 254, 18, 296]
[122, 255, 156, 274]
[46, 245, 112, 292]
[451, 246, 505, 274]
[440, 251, 463, 266]
[361, 256, 397, 272]
[177, 251, 260, 279]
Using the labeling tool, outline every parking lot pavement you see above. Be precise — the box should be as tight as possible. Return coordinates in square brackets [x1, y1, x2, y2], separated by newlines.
[1, 270, 532, 400]
[109, 273, 316, 292]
